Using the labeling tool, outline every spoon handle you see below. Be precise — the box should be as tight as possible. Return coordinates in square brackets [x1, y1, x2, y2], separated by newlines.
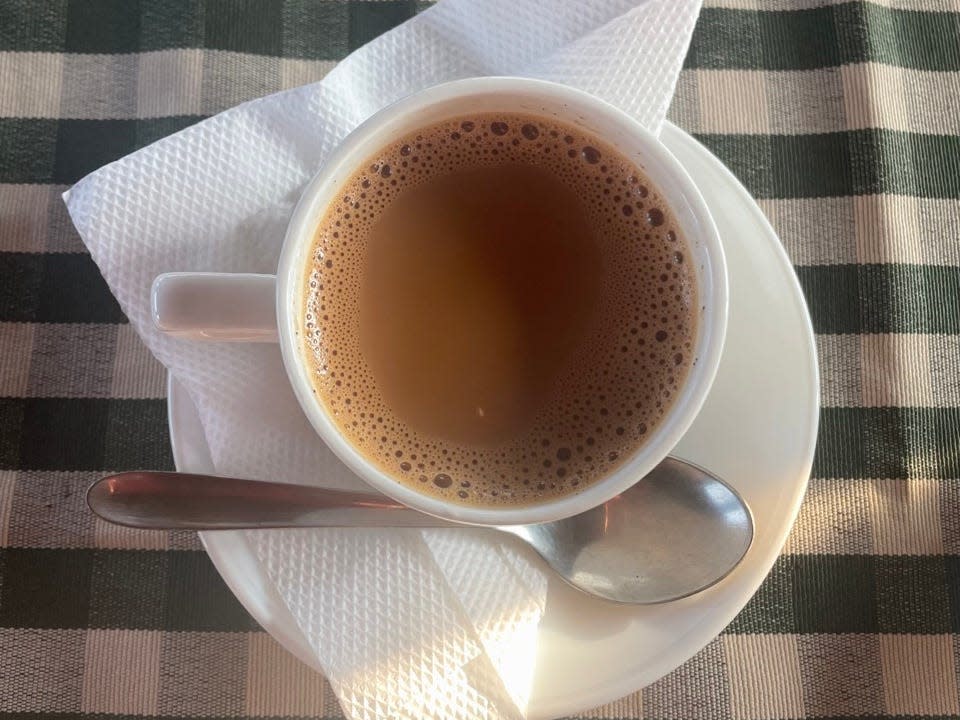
[88, 472, 460, 530]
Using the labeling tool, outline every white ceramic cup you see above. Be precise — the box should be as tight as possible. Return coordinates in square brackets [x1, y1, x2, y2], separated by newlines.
[152, 77, 728, 526]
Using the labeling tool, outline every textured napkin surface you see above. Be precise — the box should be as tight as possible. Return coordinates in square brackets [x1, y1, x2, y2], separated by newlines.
[64, 0, 700, 716]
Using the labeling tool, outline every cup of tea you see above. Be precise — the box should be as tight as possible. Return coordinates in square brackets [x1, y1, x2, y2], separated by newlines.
[152, 77, 728, 526]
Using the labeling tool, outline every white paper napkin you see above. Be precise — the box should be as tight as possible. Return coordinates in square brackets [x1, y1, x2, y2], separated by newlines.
[65, 0, 701, 716]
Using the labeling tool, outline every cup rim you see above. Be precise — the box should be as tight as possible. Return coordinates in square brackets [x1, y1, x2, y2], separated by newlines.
[277, 76, 728, 526]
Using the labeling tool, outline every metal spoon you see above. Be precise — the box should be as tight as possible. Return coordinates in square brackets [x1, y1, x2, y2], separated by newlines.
[88, 457, 752, 604]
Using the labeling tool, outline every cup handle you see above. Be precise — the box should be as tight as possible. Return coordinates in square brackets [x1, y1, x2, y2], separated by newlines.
[151, 272, 279, 342]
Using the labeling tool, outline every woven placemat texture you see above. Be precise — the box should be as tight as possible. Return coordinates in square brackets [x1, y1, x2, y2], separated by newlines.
[1, 1, 959, 717]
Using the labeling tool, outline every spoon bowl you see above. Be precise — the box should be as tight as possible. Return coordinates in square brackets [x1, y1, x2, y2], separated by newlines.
[88, 457, 752, 604]
[501, 459, 752, 603]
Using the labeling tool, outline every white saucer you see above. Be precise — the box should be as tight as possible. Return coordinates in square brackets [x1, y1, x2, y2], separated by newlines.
[168, 121, 818, 719]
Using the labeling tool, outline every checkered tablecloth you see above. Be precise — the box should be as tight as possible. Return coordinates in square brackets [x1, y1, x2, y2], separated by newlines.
[2, 1, 959, 717]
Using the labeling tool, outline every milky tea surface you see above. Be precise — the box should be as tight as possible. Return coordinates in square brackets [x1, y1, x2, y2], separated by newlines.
[301, 113, 698, 507]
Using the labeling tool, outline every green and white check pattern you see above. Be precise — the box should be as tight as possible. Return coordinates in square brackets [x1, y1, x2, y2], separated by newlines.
[2, 1, 959, 717]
